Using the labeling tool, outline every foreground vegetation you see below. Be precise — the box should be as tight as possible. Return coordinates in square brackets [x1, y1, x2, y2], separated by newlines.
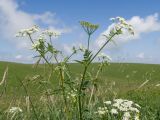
[0, 17, 160, 120]
[0, 62, 160, 120]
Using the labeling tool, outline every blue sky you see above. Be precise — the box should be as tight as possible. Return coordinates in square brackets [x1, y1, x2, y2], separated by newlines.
[0, 0, 160, 64]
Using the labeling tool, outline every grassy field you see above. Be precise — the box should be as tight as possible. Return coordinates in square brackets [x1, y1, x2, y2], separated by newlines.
[0, 61, 160, 119]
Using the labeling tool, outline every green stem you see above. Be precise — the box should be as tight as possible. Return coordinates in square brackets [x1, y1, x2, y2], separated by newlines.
[88, 33, 116, 65]
[78, 32, 117, 119]
[28, 34, 52, 67]
[54, 55, 68, 119]
[64, 52, 75, 63]
[28, 34, 34, 44]
[87, 34, 91, 50]
[78, 66, 88, 120]
[88, 62, 103, 106]
[49, 36, 53, 45]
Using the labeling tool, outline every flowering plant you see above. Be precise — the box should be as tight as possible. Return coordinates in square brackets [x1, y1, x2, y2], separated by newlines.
[15, 17, 135, 120]
[95, 99, 140, 120]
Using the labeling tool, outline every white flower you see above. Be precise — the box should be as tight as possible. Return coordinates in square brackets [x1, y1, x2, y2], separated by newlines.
[95, 110, 106, 115]
[123, 112, 131, 120]
[111, 108, 118, 114]
[67, 90, 77, 102]
[114, 99, 124, 104]
[134, 114, 140, 120]
[104, 101, 112, 105]
[16, 25, 39, 37]
[108, 16, 134, 37]
[95, 107, 108, 115]
[32, 41, 41, 49]
[130, 107, 139, 113]
[112, 99, 141, 113]
[9, 107, 22, 113]
[42, 29, 60, 37]
[68, 90, 77, 98]
[96, 99, 141, 119]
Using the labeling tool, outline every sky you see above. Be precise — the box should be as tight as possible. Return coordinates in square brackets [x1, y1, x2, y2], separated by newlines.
[0, 0, 160, 64]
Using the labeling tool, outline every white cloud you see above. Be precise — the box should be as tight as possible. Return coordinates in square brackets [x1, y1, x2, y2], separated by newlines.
[95, 13, 160, 48]
[0, 0, 71, 50]
[63, 44, 72, 54]
[15, 54, 22, 59]
[14, 54, 33, 62]
[0, 0, 34, 48]
[136, 52, 145, 59]
[33, 12, 58, 25]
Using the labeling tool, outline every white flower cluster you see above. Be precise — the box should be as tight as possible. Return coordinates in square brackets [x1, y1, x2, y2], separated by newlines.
[42, 29, 61, 37]
[112, 99, 140, 112]
[95, 107, 108, 115]
[67, 90, 77, 102]
[95, 99, 141, 120]
[8, 107, 22, 113]
[16, 25, 39, 37]
[32, 35, 45, 49]
[109, 17, 134, 37]
[32, 40, 41, 49]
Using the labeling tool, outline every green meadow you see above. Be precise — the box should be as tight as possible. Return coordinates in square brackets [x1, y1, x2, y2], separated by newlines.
[0, 61, 160, 119]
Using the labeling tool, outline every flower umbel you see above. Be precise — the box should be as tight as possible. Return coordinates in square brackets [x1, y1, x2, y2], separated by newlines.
[42, 29, 61, 37]
[16, 25, 39, 37]
[107, 17, 134, 39]
[95, 99, 141, 119]
[80, 21, 99, 35]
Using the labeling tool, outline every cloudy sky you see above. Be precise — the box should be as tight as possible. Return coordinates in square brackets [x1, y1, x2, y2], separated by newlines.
[0, 0, 160, 64]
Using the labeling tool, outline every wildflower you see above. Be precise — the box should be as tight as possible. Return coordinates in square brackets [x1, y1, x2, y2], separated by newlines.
[107, 17, 134, 39]
[16, 25, 39, 37]
[9, 107, 22, 113]
[111, 108, 118, 114]
[135, 113, 140, 120]
[96, 99, 141, 119]
[32, 40, 41, 49]
[42, 29, 61, 37]
[114, 99, 124, 104]
[67, 90, 77, 102]
[80, 21, 99, 35]
[122, 112, 131, 120]
[95, 107, 108, 115]
[32, 35, 45, 50]
[67, 90, 77, 98]
[130, 107, 139, 113]
[95, 110, 106, 115]
[112, 99, 140, 113]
